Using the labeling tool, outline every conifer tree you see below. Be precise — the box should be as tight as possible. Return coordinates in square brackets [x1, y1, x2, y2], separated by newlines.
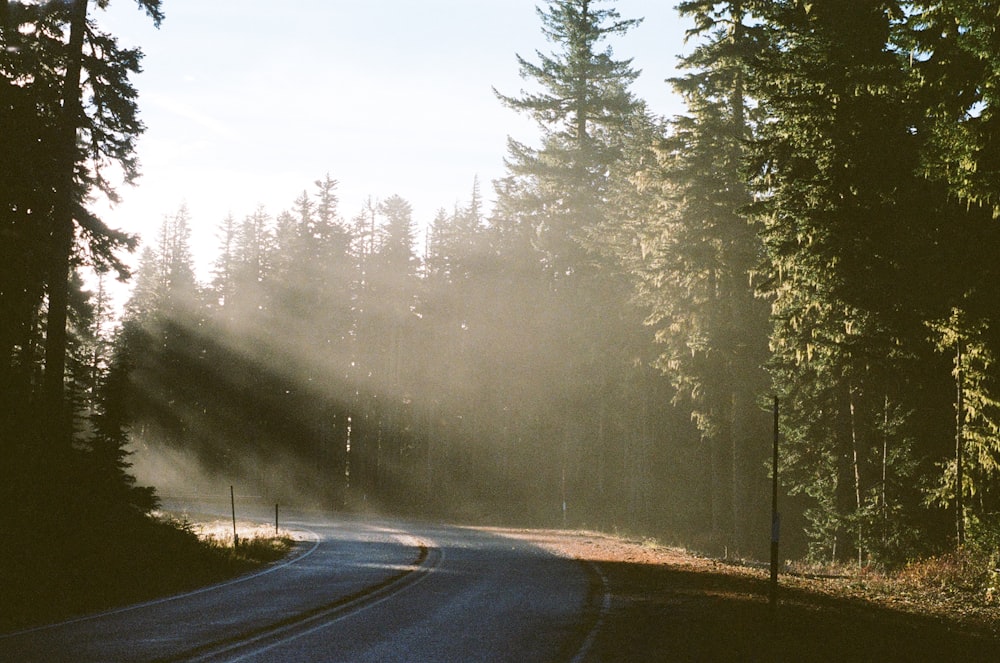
[371, 194, 419, 393]
[494, 0, 643, 274]
[747, 0, 982, 561]
[229, 206, 273, 322]
[631, 0, 771, 553]
[1, 2, 162, 543]
[902, 2, 1000, 544]
[209, 213, 238, 315]
[35, 0, 159, 442]
[904, 1, 1000, 215]
[493, 0, 657, 526]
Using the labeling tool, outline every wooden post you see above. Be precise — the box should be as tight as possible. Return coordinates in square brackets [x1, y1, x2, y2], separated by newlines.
[275, 503, 279, 536]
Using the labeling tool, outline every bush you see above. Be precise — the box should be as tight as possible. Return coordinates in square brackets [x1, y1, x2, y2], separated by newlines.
[0, 512, 294, 633]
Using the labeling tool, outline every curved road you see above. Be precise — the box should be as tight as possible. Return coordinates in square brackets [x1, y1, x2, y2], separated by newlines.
[1, 511, 605, 662]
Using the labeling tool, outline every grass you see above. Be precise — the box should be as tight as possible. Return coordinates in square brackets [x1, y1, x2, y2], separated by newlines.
[0, 511, 295, 633]
[771, 548, 1000, 640]
[174, 514, 296, 563]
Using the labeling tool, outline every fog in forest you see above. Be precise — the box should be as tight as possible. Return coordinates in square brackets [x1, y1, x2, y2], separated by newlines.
[122, 200, 723, 543]
[95, 0, 779, 558]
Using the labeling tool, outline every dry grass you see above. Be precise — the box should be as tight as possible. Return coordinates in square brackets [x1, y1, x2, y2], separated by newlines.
[172, 515, 295, 564]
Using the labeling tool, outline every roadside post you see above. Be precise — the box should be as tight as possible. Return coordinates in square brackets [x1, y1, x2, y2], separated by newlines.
[231, 485, 239, 548]
[770, 396, 780, 610]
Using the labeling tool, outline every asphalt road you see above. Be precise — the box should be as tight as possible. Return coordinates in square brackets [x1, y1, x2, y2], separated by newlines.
[0, 509, 605, 662]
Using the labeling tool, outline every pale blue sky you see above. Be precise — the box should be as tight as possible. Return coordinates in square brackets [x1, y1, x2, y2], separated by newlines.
[96, 1, 690, 271]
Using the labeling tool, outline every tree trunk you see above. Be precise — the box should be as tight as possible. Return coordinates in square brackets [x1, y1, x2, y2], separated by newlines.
[711, 410, 735, 556]
[881, 394, 889, 545]
[42, 0, 87, 447]
[731, 393, 743, 554]
[835, 383, 858, 562]
[849, 383, 864, 565]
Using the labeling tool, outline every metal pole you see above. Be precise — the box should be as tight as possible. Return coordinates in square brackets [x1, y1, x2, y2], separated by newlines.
[275, 503, 279, 536]
[956, 339, 965, 548]
[770, 396, 780, 609]
[231, 485, 238, 547]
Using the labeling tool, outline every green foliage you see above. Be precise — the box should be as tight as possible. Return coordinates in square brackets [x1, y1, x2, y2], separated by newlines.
[619, 0, 773, 554]
[904, 1, 1000, 215]
[927, 306, 1000, 516]
[494, 0, 645, 276]
[740, 0, 985, 561]
[965, 514, 1000, 585]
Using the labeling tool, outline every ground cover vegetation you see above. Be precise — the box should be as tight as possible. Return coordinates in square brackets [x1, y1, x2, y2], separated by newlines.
[4, 0, 1000, 629]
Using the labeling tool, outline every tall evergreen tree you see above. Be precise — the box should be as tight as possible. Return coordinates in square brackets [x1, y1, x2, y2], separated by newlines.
[120, 208, 203, 450]
[208, 213, 238, 314]
[630, 0, 772, 554]
[746, 0, 991, 561]
[494, 0, 644, 277]
[902, 2, 1000, 544]
[229, 205, 273, 322]
[905, 1, 1000, 215]
[1, 1, 163, 548]
[493, 0, 664, 527]
[40, 0, 159, 443]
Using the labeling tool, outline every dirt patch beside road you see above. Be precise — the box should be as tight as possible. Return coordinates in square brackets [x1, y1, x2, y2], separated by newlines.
[491, 528, 1000, 662]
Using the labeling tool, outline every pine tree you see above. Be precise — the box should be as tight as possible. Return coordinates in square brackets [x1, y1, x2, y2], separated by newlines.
[370, 193, 420, 397]
[493, 0, 662, 527]
[425, 207, 455, 283]
[425, 179, 487, 285]
[120, 208, 203, 450]
[747, 0, 981, 561]
[35, 0, 159, 443]
[904, 1, 1000, 215]
[494, 0, 644, 277]
[901, 2, 1000, 545]
[1, 3, 64, 420]
[86, 318, 158, 516]
[229, 205, 273, 321]
[630, 0, 772, 554]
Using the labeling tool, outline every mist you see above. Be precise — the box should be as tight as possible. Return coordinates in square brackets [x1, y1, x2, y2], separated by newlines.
[105, 0, 775, 560]
[117, 189, 742, 552]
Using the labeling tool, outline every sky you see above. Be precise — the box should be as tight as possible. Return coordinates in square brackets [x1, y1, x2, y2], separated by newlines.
[94, 1, 691, 277]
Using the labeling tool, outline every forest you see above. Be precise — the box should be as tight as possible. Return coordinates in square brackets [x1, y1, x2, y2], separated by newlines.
[3, 0, 1000, 574]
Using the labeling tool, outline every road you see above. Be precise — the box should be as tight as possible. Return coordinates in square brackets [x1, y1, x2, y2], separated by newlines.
[0, 509, 606, 662]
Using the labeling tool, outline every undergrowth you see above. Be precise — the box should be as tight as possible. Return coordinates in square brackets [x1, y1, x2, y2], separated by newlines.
[0, 511, 295, 633]
[777, 545, 1000, 638]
